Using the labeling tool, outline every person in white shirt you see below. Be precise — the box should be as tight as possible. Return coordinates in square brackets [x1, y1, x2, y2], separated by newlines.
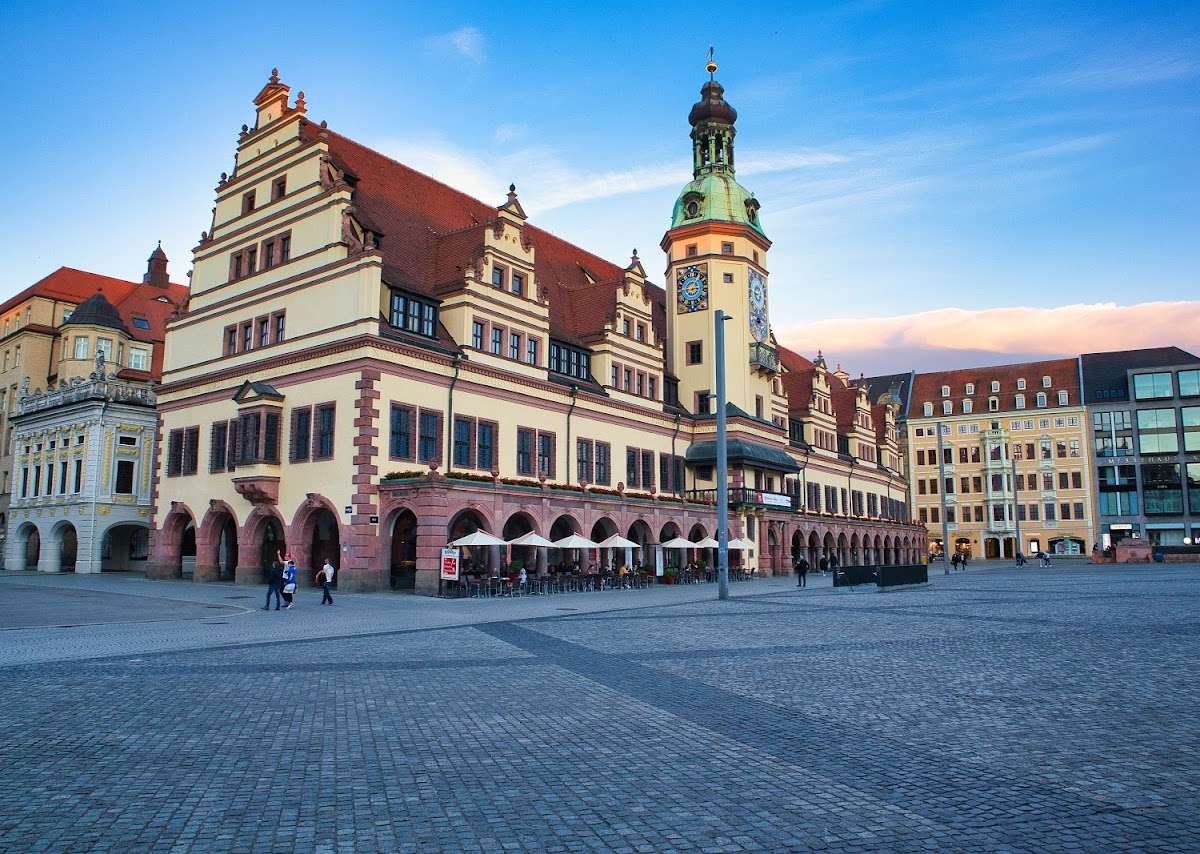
[318, 559, 335, 605]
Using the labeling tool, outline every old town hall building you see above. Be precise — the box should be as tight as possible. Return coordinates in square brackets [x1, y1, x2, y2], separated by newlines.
[149, 68, 921, 593]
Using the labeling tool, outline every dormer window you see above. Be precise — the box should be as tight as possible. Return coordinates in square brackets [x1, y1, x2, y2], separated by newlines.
[622, 318, 631, 337]
[988, 396, 999, 412]
[1036, 392, 1047, 408]
[636, 323, 646, 342]
[682, 191, 704, 219]
[1017, 378, 1026, 390]
[510, 272, 524, 297]
[388, 290, 437, 338]
[491, 265, 505, 287]
[242, 191, 256, 215]
[990, 380, 1000, 393]
[1042, 376, 1051, 388]
[965, 383, 974, 395]
[745, 197, 760, 224]
[941, 385, 950, 398]
[942, 401, 952, 415]
[962, 399, 973, 413]
[1057, 390, 1068, 405]
[132, 316, 150, 331]
[1015, 393, 1025, 409]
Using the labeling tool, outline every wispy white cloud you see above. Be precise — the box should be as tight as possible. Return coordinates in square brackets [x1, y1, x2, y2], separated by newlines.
[429, 26, 485, 64]
[493, 123, 526, 144]
[776, 301, 1200, 374]
[1012, 132, 1115, 159]
[1034, 54, 1198, 90]
[374, 136, 847, 213]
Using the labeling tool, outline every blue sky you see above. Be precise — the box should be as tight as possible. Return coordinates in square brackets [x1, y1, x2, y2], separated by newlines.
[1, 0, 1197, 371]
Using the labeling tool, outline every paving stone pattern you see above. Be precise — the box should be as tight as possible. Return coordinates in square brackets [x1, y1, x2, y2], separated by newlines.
[1, 564, 1198, 852]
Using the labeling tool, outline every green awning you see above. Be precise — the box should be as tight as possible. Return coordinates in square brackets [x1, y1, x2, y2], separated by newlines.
[685, 439, 800, 473]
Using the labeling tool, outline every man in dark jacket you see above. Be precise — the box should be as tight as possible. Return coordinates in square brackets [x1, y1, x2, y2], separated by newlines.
[795, 556, 809, 587]
[263, 557, 283, 611]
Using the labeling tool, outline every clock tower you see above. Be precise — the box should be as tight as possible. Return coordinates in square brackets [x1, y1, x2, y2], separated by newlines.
[662, 54, 780, 421]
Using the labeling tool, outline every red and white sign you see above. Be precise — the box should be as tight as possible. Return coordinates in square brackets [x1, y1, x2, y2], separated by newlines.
[440, 548, 460, 581]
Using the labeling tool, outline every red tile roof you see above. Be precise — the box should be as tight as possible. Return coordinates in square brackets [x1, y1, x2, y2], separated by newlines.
[911, 358, 1080, 416]
[304, 123, 661, 345]
[0, 266, 187, 380]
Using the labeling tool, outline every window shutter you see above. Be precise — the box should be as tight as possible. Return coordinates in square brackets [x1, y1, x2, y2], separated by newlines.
[264, 413, 280, 463]
[166, 429, 182, 477]
[227, 418, 239, 471]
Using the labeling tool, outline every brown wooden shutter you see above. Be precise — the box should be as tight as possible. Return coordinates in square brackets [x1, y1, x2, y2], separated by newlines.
[264, 412, 280, 463]
[226, 418, 239, 471]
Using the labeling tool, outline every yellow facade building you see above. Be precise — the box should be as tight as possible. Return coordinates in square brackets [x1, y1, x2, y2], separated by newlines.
[907, 359, 1095, 559]
[149, 68, 922, 593]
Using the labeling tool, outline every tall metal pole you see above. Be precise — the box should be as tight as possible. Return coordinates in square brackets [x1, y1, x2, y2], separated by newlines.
[935, 421, 951, 575]
[715, 309, 730, 600]
[1011, 453, 1022, 562]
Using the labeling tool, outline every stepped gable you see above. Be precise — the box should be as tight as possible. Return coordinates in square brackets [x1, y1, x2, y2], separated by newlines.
[303, 123, 664, 346]
[829, 373, 861, 432]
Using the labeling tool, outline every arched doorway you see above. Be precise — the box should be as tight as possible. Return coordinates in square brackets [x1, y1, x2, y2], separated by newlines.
[502, 512, 537, 577]
[659, 522, 682, 570]
[55, 522, 77, 573]
[822, 532, 835, 565]
[791, 530, 805, 566]
[808, 531, 820, 567]
[549, 514, 583, 570]
[217, 517, 238, 581]
[19, 524, 41, 572]
[589, 517, 617, 569]
[687, 523, 709, 568]
[873, 534, 882, 565]
[247, 516, 284, 585]
[850, 533, 860, 566]
[955, 537, 972, 559]
[390, 509, 418, 590]
[448, 508, 492, 575]
[883, 535, 892, 565]
[181, 523, 197, 578]
[629, 520, 653, 570]
[984, 537, 1000, 559]
[837, 533, 848, 566]
[100, 524, 149, 572]
[309, 509, 340, 587]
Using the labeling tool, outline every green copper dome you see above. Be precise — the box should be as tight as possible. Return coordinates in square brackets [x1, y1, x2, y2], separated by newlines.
[670, 172, 766, 238]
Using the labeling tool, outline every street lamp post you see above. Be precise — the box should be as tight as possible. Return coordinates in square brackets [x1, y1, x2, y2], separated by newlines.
[716, 309, 731, 601]
[1011, 453, 1022, 563]
[935, 421, 951, 576]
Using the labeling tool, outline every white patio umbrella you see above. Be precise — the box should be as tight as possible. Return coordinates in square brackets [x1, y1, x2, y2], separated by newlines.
[551, 534, 600, 550]
[506, 531, 556, 548]
[660, 537, 695, 549]
[596, 534, 639, 549]
[726, 538, 755, 551]
[448, 530, 507, 547]
[694, 537, 720, 548]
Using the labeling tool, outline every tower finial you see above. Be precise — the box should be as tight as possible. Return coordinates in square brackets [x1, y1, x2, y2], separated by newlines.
[706, 46, 717, 79]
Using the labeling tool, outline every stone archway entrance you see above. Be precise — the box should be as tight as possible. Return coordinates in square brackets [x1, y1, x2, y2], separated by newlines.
[309, 509, 340, 587]
[19, 524, 40, 572]
[390, 509, 418, 591]
[56, 523, 77, 573]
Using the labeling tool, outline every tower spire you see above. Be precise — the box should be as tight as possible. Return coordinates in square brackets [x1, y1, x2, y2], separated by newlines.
[688, 53, 737, 178]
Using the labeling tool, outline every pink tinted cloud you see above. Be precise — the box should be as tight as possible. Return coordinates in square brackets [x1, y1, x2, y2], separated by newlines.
[776, 301, 1200, 375]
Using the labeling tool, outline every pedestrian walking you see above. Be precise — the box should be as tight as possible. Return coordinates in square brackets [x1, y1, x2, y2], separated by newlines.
[1015, 551, 1026, 567]
[960, 554, 969, 570]
[795, 556, 809, 588]
[281, 553, 297, 609]
[951, 553, 961, 571]
[263, 554, 283, 610]
[317, 559, 336, 604]
[818, 555, 828, 576]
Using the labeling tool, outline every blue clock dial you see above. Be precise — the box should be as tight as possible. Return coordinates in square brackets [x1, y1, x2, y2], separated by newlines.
[675, 264, 708, 313]
[748, 270, 768, 342]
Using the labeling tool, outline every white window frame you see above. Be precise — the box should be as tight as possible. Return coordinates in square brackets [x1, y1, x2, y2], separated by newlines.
[965, 383, 975, 395]
[1042, 376, 1052, 388]
[1015, 393, 1025, 409]
[991, 380, 1000, 393]
[1017, 378, 1026, 390]
[962, 399, 973, 414]
[1057, 390, 1068, 406]
[1036, 392, 1047, 408]
[942, 400, 952, 415]
[923, 402, 933, 417]
[941, 385, 950, 398]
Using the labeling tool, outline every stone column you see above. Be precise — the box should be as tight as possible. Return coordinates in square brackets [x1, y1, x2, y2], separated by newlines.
[344, 369, 384, 592]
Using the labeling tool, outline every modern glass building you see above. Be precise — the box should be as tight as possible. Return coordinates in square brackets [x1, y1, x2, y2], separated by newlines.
[1081, 348, 1200, 547]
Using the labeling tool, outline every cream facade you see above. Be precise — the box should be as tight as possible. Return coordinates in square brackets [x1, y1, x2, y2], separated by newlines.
[907, 360, 1095, 559]
[150, 69, 921, 594]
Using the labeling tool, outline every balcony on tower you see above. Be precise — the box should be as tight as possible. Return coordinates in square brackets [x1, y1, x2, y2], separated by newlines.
[749, 341, 780, 373]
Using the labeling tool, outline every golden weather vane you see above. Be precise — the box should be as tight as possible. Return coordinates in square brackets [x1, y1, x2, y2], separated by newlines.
[706, 46, 718, 78]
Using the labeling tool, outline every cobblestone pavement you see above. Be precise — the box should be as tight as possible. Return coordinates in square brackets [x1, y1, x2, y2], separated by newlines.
[1, 563, 1197, 852]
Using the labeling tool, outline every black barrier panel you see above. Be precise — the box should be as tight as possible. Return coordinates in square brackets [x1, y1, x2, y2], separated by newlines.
[833, 565, 878, 587]
[878, 564, 928, 587]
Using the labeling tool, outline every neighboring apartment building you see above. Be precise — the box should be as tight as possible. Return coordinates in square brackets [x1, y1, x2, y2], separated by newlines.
[907, 359, 1094, 559]
[1080, 347, 1200, 547]
[149, 68, 920, 594]
[0, 249, 186, 568]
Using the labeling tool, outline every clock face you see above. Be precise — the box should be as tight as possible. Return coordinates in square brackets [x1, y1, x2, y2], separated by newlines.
[748, 270, 768, 342]
[676, 264, 708, 313]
